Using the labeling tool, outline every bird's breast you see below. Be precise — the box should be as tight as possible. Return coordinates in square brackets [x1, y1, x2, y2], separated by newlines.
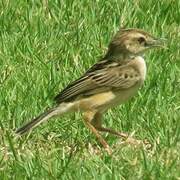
[134, 56, 147, 81]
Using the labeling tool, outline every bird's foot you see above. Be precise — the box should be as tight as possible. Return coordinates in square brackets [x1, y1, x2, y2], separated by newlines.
[124, 136, 152, 150]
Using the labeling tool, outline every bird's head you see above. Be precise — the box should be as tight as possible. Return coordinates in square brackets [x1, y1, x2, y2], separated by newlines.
[106, 28, 165, 58]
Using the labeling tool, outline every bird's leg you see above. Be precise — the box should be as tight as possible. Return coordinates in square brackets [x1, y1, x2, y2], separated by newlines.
[91, 112, 146, 146]
[83, 111, 112, 155]
[90, 112, 128, 139]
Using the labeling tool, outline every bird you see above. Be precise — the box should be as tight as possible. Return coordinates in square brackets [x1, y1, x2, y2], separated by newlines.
[15, 28, 164, 154]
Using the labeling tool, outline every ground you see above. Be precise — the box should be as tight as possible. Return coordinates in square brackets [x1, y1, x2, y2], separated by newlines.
[0, 0, 179, 179]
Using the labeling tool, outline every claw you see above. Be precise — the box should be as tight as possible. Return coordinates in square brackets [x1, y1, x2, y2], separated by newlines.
[105, 146, 113, 155]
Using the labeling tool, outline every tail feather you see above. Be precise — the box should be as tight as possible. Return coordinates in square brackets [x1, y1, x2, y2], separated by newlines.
[15, 102, 74, 135]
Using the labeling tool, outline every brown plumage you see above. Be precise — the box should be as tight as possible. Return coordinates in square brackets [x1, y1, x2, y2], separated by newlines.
[15, 28, 164, 154]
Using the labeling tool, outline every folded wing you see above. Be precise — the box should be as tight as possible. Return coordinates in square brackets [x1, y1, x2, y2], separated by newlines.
[54, 60, 140, 103]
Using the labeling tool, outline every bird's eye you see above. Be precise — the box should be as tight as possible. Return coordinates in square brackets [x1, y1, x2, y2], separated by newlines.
[138, 37, 145, 44]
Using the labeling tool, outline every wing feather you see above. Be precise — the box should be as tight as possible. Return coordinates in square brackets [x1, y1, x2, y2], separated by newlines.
[54, 60, 140, 103]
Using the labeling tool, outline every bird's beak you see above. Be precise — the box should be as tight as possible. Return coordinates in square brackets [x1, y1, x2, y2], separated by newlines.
[146, 38, 166, 48]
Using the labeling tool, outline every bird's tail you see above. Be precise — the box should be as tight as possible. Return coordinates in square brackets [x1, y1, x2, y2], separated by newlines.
[15, 102, 74, 135]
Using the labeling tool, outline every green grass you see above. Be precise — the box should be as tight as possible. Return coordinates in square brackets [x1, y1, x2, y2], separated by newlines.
[0, 0, 180, 179]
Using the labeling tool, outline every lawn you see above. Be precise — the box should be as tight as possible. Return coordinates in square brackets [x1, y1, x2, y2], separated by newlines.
[0, 0, 179, 179]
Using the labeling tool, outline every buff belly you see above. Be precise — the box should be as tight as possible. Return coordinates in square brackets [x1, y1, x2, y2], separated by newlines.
[75, 84, 141, 112]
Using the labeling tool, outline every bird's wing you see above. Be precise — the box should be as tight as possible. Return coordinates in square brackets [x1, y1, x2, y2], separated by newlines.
[54, 60, 140, 103]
